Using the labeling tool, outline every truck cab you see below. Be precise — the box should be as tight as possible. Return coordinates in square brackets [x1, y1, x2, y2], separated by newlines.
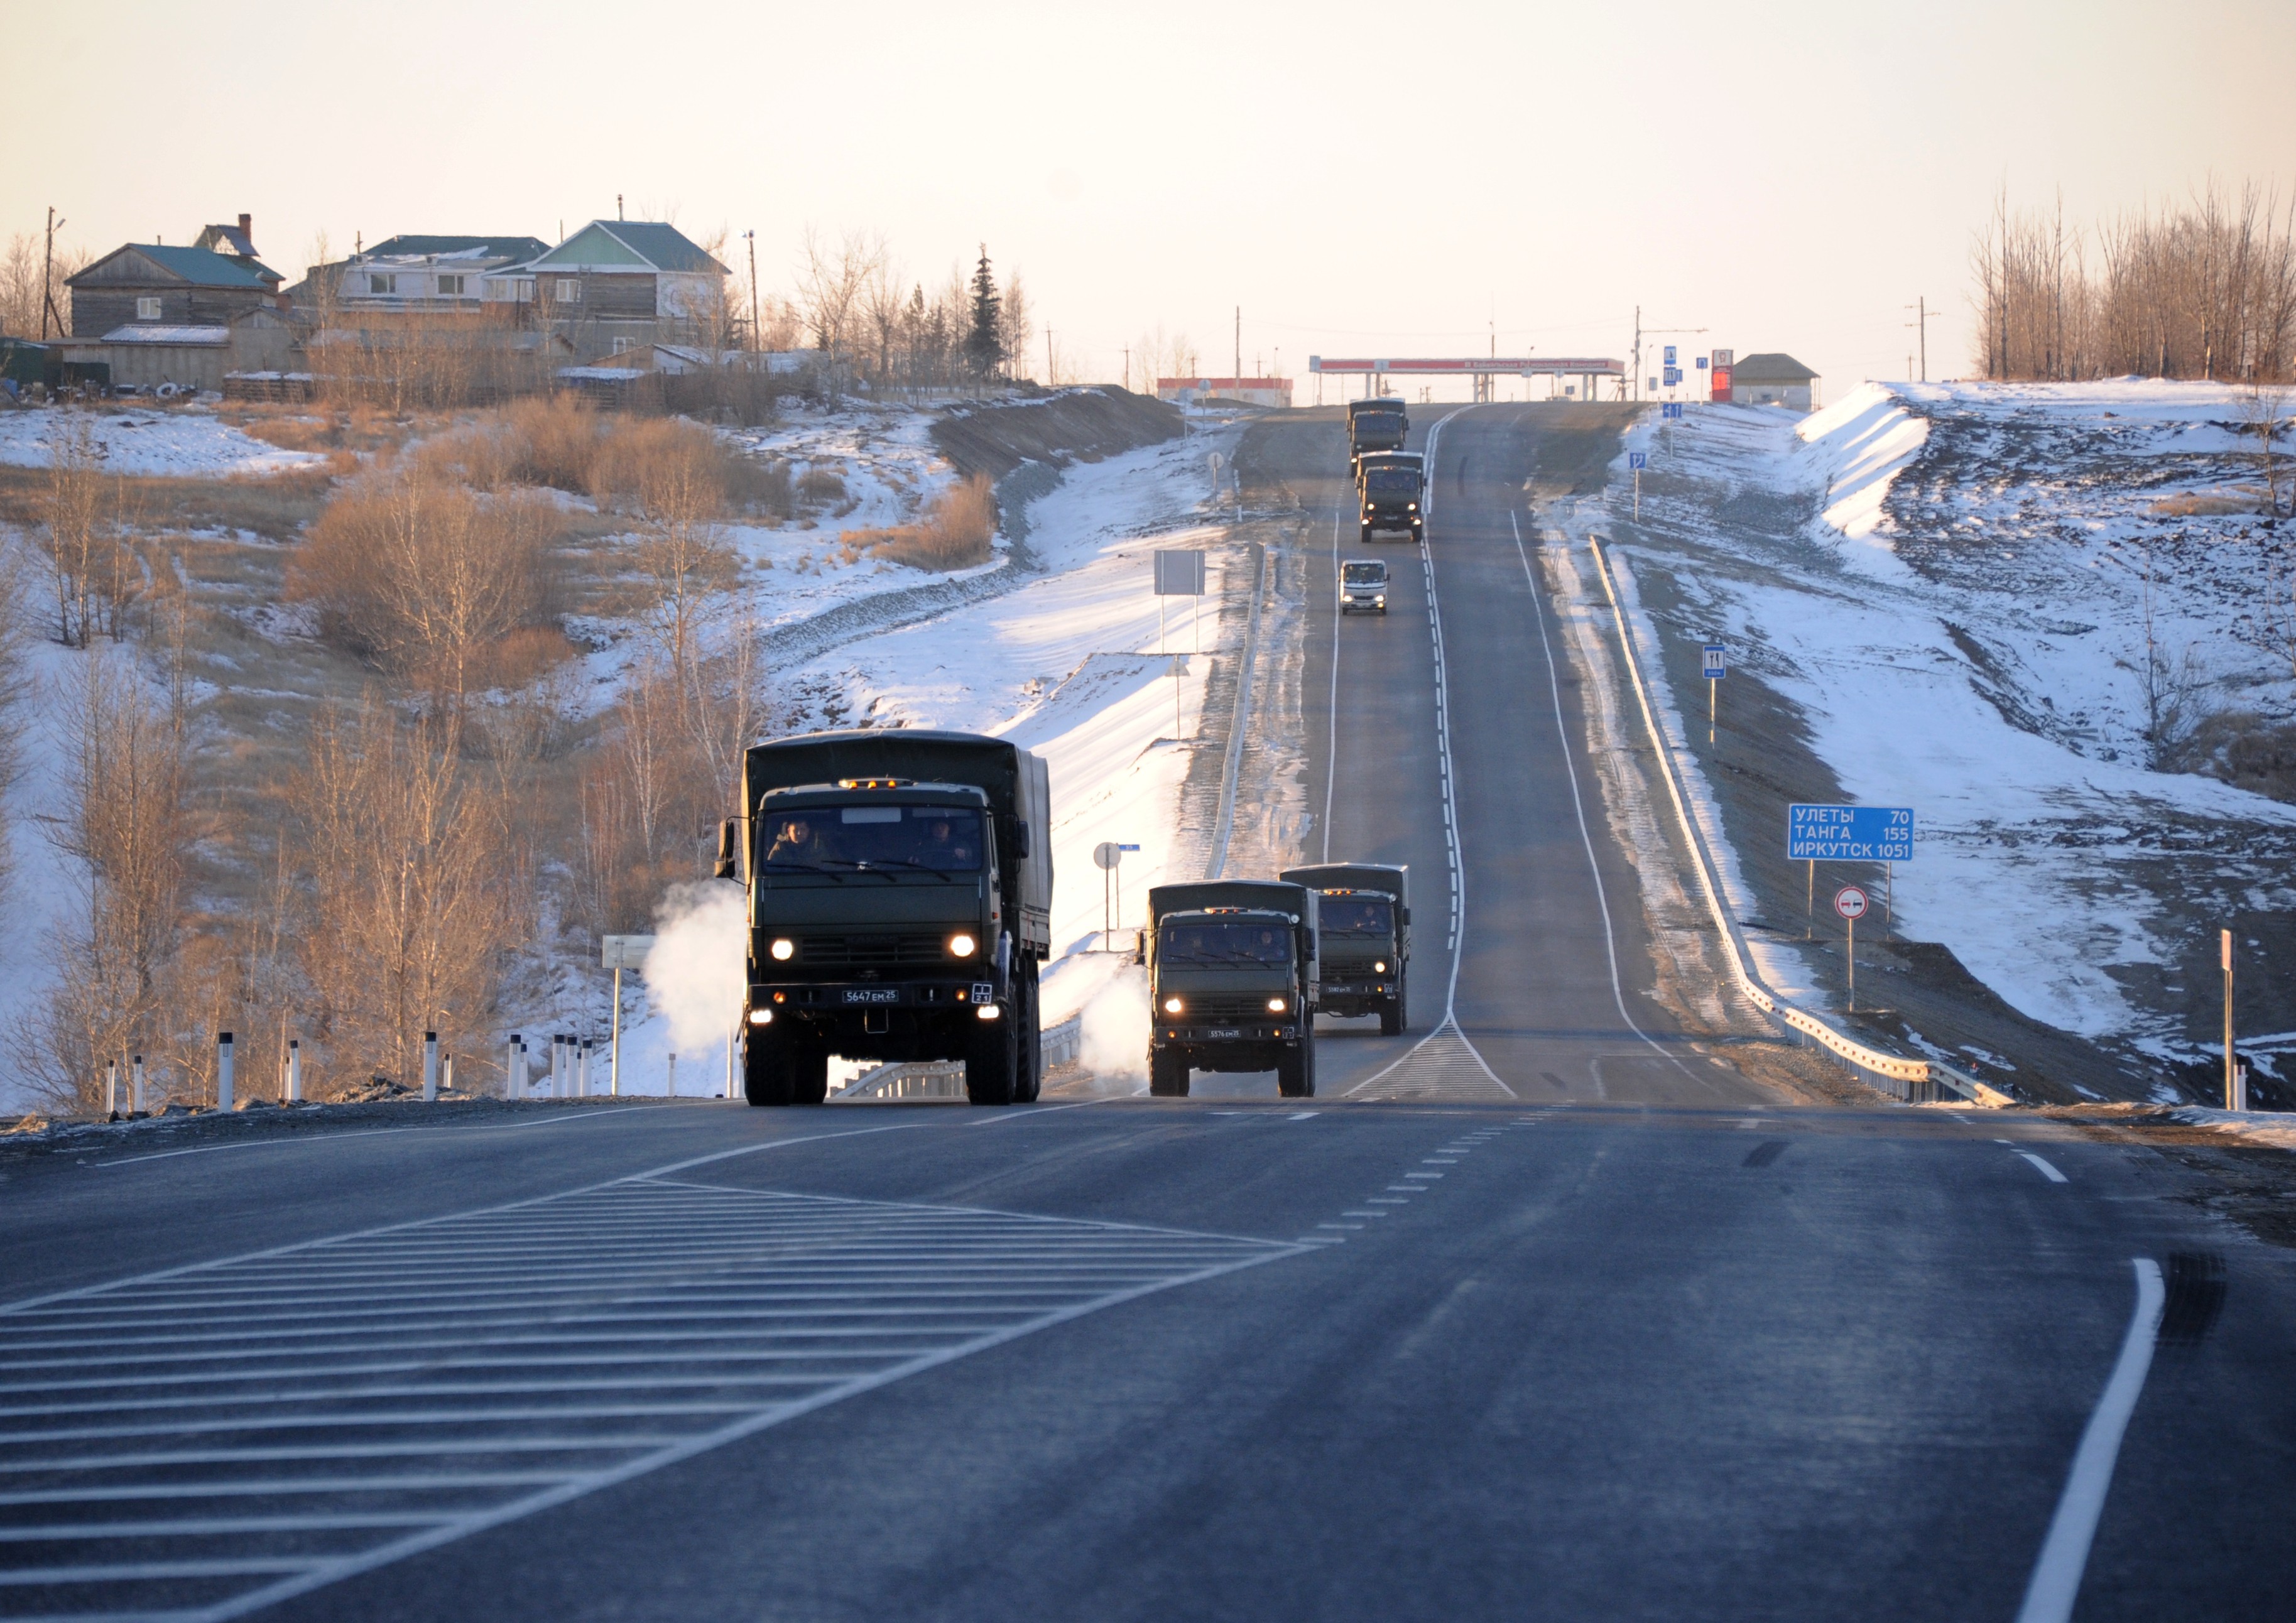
[1347, 399, 1408, 474]
[726, 730, 1052, 1107]
[1141, 881, 1319, 1098]
[1339, 558, 1390, 614]
[1280, 864, 1408, 1035]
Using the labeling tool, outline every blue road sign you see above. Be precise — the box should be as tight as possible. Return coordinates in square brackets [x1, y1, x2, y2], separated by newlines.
[1787, 804, 1915, 862]
[1118, 843, 1141, 852]
[1663, 367, 1682, 388]
[1628, 451, 1648, 470]
[1663, 345, 1677, 366]
[1702, 644, 1726, 679]
[1662, 401, 1684, 418]
[1696, 356, 1709, 369]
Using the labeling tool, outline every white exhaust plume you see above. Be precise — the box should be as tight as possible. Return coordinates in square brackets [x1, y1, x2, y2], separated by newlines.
[643, 881, 748, 1053]
[1079, 965, 1149, 1087]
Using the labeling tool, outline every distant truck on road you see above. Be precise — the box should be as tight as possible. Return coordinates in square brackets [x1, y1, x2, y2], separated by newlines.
[1339, 558, 1390, 614]
[721, 730, 1052, 1107]
[1347, 398, 1408, 474]
[1282, 864, 1409, 1034]
[1355, 448, 1424, 543]
[1140, 880, 1320, 1097]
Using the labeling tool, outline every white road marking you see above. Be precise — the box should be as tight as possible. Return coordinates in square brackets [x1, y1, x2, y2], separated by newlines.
[2015, 1258, 2165, 1623]
[1323, 505, 1342, 860]
[0, 1179, 1298, 1619]
[1403, 1172, 1443, 1181]
[1288, 1111, 1319, 1121]
[2019, 1152, 2070, 1185]
[1734, 1119, 1760, 1130]
[94, 1106, 653, 1168]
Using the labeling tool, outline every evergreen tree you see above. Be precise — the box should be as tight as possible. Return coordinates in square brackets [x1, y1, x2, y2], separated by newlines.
[966, 245, 1003, 380]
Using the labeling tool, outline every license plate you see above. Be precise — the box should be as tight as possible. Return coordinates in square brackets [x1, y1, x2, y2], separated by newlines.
[842, 989, 900, 1005]
[1205, 1028, 1241, 1039]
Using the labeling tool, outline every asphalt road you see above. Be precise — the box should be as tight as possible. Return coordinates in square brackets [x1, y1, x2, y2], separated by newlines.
[3, 406, 2291, 1621]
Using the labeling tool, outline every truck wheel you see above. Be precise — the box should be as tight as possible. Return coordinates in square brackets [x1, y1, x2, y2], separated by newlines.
[743, 1029, 794, 1107]
[1148, 1050, 1189, 1097]
[1412, 523, 1424, 545]
[792, 1048, 830, 1105]
[1380, 982, 1406, 1037]
[1359, 524, 1373, 546]
[1016, 957, 1043, 1103]
[965, 1011, 1017, 1105]
[1276, 1041, 1315, 1099]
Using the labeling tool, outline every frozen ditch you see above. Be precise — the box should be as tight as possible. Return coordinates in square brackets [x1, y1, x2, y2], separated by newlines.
[1572, 383, 2296, 1102]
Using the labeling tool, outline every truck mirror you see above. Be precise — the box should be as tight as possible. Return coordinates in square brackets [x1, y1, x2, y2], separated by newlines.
[1400, 906, 1411, 925]
[1011, 820, 1031, 859]
[1133, 929, 1146, 966]
[713, 818, 741, 882]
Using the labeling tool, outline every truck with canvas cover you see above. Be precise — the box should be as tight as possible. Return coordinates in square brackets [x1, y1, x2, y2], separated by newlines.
[1355, 449, 1424, 543]
[1346, 398, 1408, 473]
[1139, 880, 1319, 1098]
[1280, 864, 1409, 1034]
[720, 729, 1052, 1107]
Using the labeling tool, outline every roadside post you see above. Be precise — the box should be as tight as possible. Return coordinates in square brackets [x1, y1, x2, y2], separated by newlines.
[217, 1031, 234, 1112]
[1628, 451, 1647, 519]
[2223, 928, 2237, 1110]
[1093, 842, 1143, 947]
[287, 1039, 302, 1103]
[1701, 643, 1726, 743]
[602, 935, 656, 1097]
[1788, 803, 1915, 941]
[106, 1060, 117, 1118]
[1836, 886, 1869, 1009]
[131, 1055, 144, 1115]
[423, 1031, 438, 1102]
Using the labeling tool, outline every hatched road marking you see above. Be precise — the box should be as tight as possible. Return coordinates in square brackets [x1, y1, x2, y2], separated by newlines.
[0, 1178, 1297, 1620]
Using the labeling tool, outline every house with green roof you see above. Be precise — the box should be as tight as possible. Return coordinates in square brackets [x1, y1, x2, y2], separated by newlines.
[67, 242, 283, 336]
[523, 220, 730, 359]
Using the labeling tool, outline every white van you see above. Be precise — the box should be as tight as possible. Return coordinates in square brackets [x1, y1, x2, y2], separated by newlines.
[1340, 558, 1389, 614]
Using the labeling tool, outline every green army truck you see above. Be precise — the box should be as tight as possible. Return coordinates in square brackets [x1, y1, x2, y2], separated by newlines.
[1346, 398, 1408, 475]
[719, 729, 1052, 1107]
[1281, 864, 1409, 1035]
[1354, 449, 1425, 543]
[1140, 880, 1320, 1099]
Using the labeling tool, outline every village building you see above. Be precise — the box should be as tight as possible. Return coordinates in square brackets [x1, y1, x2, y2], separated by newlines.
[288, 234, 552, 320]
[521, 221, 731, 359]
[1729, 352, 1820, 411]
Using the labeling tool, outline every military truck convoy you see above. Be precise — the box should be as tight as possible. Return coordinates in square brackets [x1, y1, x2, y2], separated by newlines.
[1354, 448, 1424, 543]
[724, 724, 1408, 1107]
[724, 730, 1050, 1107]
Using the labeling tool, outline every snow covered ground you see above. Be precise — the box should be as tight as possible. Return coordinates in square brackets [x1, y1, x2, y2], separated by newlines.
[1584, 381, 2296, 1087]
[0, 404, 326, 477]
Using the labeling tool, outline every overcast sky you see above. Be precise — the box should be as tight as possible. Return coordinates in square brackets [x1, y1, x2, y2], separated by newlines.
[14, 0, 2295, 401]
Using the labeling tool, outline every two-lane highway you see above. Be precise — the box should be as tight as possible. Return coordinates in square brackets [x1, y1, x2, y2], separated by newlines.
[3, 404, 2292, 1620]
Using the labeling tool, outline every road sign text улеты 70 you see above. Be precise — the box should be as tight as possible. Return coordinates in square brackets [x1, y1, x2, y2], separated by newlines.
[1786, 804, 1915, 862]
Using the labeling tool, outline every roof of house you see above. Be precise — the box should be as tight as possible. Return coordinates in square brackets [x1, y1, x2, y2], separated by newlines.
[68, 244, 283, 290]
[99, 325, 232, 346]
[530, 221, 728, 276]
[195, 222, 260, 259]
[1729, 352, 1817, 383]
[359, 234, 552, 266]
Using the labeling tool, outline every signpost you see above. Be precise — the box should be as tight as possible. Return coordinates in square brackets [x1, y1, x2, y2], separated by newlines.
[1662, 401, 1684, 419]
[1701, 643, 1726, 742]
[601, 934, 656, 1096]
[1094, 842, 1143, 948]
[1834, 886, 1869, 1009]
[1154, 548, 1206, 656]
[1788, 803, 1913, 938]
[1628, 450, 1648, 519]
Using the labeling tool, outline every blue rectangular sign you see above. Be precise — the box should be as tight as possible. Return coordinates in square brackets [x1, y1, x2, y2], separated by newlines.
[1787, 803, 1914, 862]
[1663, 345, 1677, 366]
[1628, 451, 1648, 470]
[1662, 401, 1684, 418]
[1701, 643, 1726, 678]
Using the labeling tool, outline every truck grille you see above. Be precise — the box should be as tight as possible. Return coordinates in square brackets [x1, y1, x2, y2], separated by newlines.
[1172, 992, 1285, 1021]
[798, 933, 949, 967]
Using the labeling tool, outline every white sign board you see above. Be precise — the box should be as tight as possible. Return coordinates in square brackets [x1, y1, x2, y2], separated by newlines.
[601, 935, 656, 970]
[1702, 644, 1727, 680]
[1155, 550, 1207, 596]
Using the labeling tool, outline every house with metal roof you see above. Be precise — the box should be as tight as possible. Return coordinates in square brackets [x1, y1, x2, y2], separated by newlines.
[1729, 352, 1820, 411]
[66, 242, 284, 336]
[522, 220, 731, 358]
[289, 234, 553, 319]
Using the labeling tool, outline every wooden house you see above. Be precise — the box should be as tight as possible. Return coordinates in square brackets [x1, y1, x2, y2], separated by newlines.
[66, 243, 283, 335]
[522, 221, 729, 359]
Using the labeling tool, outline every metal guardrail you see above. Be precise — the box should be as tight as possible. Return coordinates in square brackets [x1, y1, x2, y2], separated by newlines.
[832, 1013, 1084, 1102]
[1584, 533, 2011, 1109]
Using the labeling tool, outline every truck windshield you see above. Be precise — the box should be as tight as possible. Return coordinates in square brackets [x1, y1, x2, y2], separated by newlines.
[1365, 470, 1418, 494]
[759, 805, 984, 872]
[1320, 898, 1393, 935]
[1160, 920, 1293, 965]
[1342, 563, 1386, 585]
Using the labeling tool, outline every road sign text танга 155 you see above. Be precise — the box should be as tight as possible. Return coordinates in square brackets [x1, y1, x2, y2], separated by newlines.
[1786, 803, 1914, 862]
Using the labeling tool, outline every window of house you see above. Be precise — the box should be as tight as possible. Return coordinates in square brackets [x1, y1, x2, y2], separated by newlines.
[555, 278, 580, 303]
[136, 297, 162, 320]
[369, 273, 396, 295]
[611, 337, 634, 355]
[437, 274, 465, 296]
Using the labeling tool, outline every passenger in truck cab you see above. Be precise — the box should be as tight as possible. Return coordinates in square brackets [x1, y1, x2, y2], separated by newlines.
[922, 815, 977, 869]
[764, 815, 825, 866]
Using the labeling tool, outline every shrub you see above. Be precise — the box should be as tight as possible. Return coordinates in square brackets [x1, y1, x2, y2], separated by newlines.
[843, 474, 997, 570]
[797, 467, 848, 504]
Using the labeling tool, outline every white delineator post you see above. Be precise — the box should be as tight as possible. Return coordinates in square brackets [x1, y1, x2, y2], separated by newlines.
[106, 1060, 119, 1118]
[508, 1034, 523, 1094]
[131, 1055, 145, 1115]
[442, 1053, 454, 1096]
[423, 1031, 439, 1102]
[216, 1032, 234, 1112]
[286, 1040, 302, 1103]
[666, 1052, 677, 1098]
[2222, 928, 2237, 1110]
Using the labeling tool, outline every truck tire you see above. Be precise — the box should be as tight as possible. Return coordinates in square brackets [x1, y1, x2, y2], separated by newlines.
[1380, 979, 1406, 1037]
[965, 1009, 1017, 1106]
[1016, 957, 1043, 1104]
[1411, 522, 1424, 545]
[1148, 1049, 1189, 1097]
[1276, 1040, 1315, 1099]
[1359, 523, 1373, 546]
[792, 1048, 830, 1105]
[743, 1029, 795, 1107]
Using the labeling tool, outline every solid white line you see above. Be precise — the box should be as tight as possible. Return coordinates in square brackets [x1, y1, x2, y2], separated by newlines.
[2019, 1152, 2070, 1185]
[1513, 508, 1706, 1087]
[2015, 1257, 2165, 1623]
[0, 1557, 322, 1585]
[0, 1512, 449, 1541]
[1324, 506, 1341, 861]
[963, 1097, 1110, 1128]
[92, 1107, 651, 1168]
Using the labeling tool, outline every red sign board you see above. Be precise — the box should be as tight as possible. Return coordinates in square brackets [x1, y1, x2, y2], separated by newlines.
[1711, 366, 1732, 404]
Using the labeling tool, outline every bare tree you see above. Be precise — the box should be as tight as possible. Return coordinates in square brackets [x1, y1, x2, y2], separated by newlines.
[997, 271, 1033, 383]
[796, 228, 885, 401]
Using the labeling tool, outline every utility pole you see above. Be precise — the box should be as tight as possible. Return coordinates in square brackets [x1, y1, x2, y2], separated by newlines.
[1234, 307, 1241, 394]
[1906, 296, 1939, 382]
[1045, 328, 1054, 385]
[41, 207, 65, 340]
[744, 230, 759, 352]
[1631, 305, 1640, 401]
[1123, 345, 1130, 392]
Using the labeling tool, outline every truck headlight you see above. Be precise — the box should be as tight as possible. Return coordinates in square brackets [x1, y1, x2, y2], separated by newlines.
[948, 932, 977, 958]
[1408, 502, 1417, 510]
[748, 1009, 773, 1026]
[976, 1002, 1001, 1021]
[1374, 960, 1388, 973]
[770, 938, 795, 961]
[1163, 996, 1184, 1014]
[1266, 997, 1287, 1012]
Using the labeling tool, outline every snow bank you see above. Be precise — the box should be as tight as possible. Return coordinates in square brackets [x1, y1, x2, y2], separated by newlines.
[0, 407, 325, 477]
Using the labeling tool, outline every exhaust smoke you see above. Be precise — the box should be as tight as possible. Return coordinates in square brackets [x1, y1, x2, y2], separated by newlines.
[643, 881, 748, 1054]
